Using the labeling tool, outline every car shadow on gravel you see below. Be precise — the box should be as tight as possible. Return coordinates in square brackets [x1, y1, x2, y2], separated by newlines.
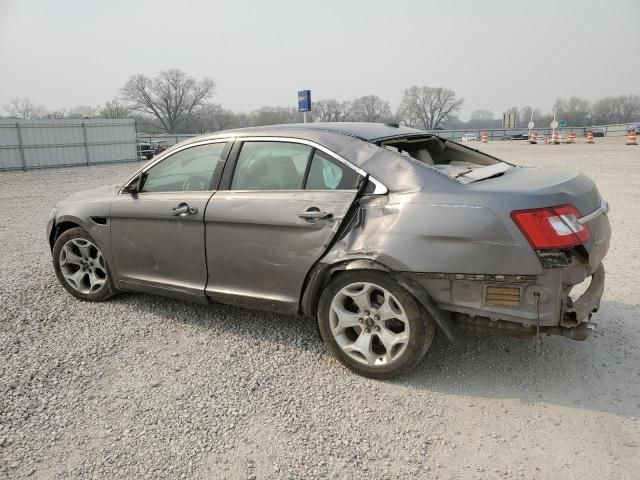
[111, 294, 638, 418]
[110, 292, 324, 352]
[400, 299, 639, 418]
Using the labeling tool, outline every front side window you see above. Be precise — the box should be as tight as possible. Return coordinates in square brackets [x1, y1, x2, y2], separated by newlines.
[305, 150, 361, 190]
[141, 142, 227, 193]
[231, 141, 312, 190]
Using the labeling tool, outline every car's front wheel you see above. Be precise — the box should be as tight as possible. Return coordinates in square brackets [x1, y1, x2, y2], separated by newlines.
[52, 227, 116, 302]
[317, 271, 435, 379]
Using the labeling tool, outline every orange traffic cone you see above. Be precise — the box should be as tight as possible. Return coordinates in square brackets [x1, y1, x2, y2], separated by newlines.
[568, 131, 575, 144]
[529, 132, 538, 144]
[552, 131, 559, 144]
[627, 131, 638, 145]
[481, 132, 488, 143]
[586, 131, 594, 144]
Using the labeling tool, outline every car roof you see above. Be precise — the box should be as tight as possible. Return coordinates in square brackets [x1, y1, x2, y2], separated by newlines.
[203, 122, 427, 143]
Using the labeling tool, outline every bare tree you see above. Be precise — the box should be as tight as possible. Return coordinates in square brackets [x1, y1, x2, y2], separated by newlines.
[121, 69, 215, 132]
[4, 97, 47, 119]
[396, 102, 421, 128]
[189, 103, 239, 133]
[247, 106, 302, 126]
[66, 105, 98, 119]
[398, 86, 463, 130]
[45, 109, 66, 119]
[312, 99, 351, 122]
[233, 112, 251, 128]
[591, 97, 617, 125]
[591, 94, 640, 124]
[100, 97, 131, 119]
[553, 97, 591, 126]
[517, 106, 532, 127]
[615, 94, 640, 123]
[466, 109, 497, 129]
[350, 95, 392, 122]
[471, 109, 494, 121]
[441, 114, 465, 129]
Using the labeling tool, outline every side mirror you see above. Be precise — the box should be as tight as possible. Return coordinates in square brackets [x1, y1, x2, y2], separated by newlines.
[121, 173, 144, 194]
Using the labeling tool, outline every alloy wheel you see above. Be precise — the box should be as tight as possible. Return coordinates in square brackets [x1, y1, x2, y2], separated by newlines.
[329, 282, 410, 366]
[59, 238, 108, 294]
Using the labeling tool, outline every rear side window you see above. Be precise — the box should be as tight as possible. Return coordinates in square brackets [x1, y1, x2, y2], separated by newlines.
[305, 150, 361, 190]
[231, 141, 312, 190]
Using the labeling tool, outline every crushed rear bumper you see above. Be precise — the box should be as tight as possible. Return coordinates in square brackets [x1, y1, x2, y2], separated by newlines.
[409, 260, 605, 341]
[562, 263, 604, 326]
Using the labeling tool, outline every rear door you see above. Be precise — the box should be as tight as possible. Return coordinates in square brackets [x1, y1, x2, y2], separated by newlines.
[204, 138, 364, 312]
[110, 140, 230, 299]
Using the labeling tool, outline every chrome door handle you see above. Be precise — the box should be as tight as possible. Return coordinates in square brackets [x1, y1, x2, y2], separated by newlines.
[172, 203, 198, 217]
[298, 208, 332, 221]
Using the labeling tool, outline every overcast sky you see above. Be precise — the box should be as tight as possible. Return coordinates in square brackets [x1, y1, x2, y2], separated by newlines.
[1, 0, 638, 120]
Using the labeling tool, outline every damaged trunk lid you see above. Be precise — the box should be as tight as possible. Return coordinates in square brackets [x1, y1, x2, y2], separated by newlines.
[468, 167, 611, 270]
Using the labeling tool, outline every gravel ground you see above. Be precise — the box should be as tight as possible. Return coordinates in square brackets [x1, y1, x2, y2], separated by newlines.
[1, 140, 639, 480]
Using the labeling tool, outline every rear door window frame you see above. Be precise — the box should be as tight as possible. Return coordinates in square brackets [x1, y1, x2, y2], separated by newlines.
[219, 137, 372, 192]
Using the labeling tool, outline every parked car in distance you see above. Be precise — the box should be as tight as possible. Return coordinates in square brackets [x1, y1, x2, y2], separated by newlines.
[151, 139, 168, 155]
[47, 122, 611, 379]
[628, 124, 640, 135]
[585, 127, 605, 137]
[461, 133, 478, 142]
[137, 143, 155, 160]
[501, 130, 529, 140]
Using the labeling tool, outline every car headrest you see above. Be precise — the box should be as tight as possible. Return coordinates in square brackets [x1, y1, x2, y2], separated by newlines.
[424, 136, 446, 153]
[268, 155, 300, 189]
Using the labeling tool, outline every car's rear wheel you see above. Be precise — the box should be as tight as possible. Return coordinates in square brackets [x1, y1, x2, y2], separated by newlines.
[317, 270, 435, 379]
[52, 227, 116, 302]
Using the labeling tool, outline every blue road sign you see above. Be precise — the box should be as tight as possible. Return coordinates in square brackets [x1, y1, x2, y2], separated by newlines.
[298, 90, 311, 112]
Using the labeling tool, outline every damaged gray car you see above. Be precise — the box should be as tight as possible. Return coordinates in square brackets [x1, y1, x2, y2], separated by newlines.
[47, 122, 611, 378]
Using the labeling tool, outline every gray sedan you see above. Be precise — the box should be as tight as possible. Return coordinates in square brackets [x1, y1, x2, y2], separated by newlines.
[47, 122, 611, 378]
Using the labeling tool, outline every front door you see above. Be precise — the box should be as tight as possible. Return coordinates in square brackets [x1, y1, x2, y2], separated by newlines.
[110, 141, 229, 299]
[204, 140, 363, 312]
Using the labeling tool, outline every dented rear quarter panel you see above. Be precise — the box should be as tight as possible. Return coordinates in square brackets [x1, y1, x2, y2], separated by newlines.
[322, 189, 544, 276]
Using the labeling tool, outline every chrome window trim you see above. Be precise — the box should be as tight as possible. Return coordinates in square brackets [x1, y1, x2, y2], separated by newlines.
[217, 189, 364, 194]
[578, 199, 609, 225]
[119, 138, 234, 194]
[235, 136, 389, 195]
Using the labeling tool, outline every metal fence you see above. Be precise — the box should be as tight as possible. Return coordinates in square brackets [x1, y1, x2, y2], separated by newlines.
[430, 122, 637, 141]
[136, 133, 198, 147]
[137, 122, 637, 146]
[585, 123, 636, 137]
[428, 127, 586, 141]
[0, 118, 138, 171]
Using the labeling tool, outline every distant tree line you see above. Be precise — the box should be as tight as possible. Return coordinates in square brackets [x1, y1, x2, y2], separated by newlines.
[3, 69, 639, 133]
[454, 94, 640, 131]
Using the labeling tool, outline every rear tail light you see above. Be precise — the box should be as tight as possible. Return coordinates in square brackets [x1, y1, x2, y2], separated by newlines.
[511, 205, 590, 249]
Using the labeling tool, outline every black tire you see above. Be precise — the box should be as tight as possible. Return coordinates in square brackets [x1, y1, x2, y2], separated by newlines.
[52, 227, 116, 302]
[317, 270, 435, 379]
